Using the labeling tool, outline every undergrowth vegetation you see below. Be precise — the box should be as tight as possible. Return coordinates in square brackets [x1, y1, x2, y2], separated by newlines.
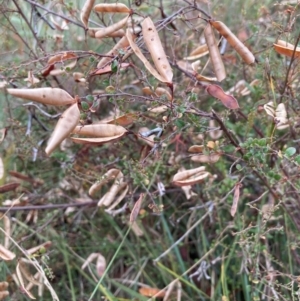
[0, 0, 300, 300]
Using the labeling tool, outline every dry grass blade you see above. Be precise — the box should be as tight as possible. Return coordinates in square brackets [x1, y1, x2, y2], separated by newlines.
[1, 214, 11, 248]
[210, 20, 255, 65]
[204, 23, 226, 82]
[231, 183, 241, 217]
[142, 17, 173, 83]
[16, 260, 36, 299]
[126, 29, 168, 83]
[45, 103, 80, 156]
[94, 3, 131, 13]
[95, 15, 129, 39]
[80, 0, 95, 28]
[7, 88, 75, 106]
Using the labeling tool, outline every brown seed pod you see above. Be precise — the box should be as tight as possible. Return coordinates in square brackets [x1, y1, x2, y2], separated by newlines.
[209, 20, 255, 65]
[7, 88, 75, 106]
[45, 103, 80, 156]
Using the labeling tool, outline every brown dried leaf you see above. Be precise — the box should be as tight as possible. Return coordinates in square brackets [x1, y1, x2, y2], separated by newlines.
[204, 23, 226, 82]
[0, 281, 8, 291]
[130, 193, 144, 223]
[139, 287, 165, 298]
[188, 145, 204, 153]
[206, 84, 239, 109]
[45, 103, 80, 156]
[210, 20, 255, 65]
[7, 88, 75, 106]
[0, 182, 20, 193]
[106, 113, 138, 126]
[47, 52, 77, 65]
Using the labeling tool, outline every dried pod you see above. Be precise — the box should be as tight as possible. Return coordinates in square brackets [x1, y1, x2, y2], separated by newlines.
[210, 20, 255, 64]
[81, 0, 95, 28]
[172, 166, 210, 186]
[7, 88, 75, 106]
[95, 15, 129, 39]
[142, 17, 173, 83]
[94, 3, 131, 13]
[204, 23, 226, 82]
[45, 103, 80, 156]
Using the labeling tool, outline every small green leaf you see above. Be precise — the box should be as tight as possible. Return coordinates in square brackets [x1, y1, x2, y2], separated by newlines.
[81, 101, 89, 111]
[295, 155, 300, 164]
[236, 164, 242, 171]
[111, 60, 118, 73]
[285, 147, 296, 157]
[174, 119, 185, 129]
[86, 95, 94, 102]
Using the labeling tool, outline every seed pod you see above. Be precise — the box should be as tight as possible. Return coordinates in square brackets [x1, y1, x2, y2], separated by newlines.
[88, 28, 125, 38]
[210, 20, 255, 65]
[7, 88, 75, 106]
[142, 17, 173, 83]
[94, 3, 131, 13]
[204, 23, 226, 82]
[273, 40, 300, 58]
[172, 166, 210, 186]
[81, 0, 96, 28]
[126, 29, 167, 83]
[95, 15, 129, 39]
[45, 103, 80, 156]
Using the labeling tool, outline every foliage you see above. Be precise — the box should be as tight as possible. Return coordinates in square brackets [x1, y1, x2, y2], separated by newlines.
[0, 0, 300, 300]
